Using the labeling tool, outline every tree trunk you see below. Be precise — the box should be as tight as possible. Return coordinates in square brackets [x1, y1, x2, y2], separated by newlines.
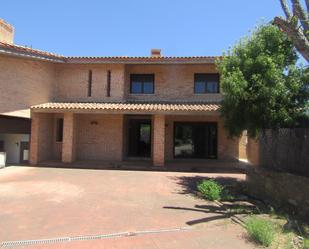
[273, 17, 309, 62]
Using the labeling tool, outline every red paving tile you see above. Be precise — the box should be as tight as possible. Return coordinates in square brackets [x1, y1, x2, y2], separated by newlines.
[0, 166, 254, 249]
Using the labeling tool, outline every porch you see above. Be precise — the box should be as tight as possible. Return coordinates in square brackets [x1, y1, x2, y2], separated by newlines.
[37, 159, 248, 173]
[30, 102, 246, 167]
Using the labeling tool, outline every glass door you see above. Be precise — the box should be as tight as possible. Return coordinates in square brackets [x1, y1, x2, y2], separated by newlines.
[174, 122, 217, 159]
[128, 119, 151, 157]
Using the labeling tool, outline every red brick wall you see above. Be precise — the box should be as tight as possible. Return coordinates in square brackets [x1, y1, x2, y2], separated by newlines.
[75, 114, 124, 161]
[55, 64, 125, 102]
[30, 113, 54, 164]
[0, 55, 56, 115]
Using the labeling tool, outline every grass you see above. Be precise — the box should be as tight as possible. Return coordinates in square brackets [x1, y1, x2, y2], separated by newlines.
[245, 216, 275, 247]
[304, 238, 309, 249]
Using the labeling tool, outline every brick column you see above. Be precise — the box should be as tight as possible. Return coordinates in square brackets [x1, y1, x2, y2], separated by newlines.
[29, 112, 39, 165]
[62, 112, 76, 163]
[153, 114, 165, 166]
[247, 137, 260, 166]
[29, 112, 53, 165]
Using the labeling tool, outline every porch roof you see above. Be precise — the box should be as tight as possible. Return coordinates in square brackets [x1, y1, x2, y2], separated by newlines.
[31, 102, 221, 114]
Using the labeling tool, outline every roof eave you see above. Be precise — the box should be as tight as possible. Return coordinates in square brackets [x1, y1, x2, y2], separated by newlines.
[0, 48, 66, 63]
[31, 108, 220, 115]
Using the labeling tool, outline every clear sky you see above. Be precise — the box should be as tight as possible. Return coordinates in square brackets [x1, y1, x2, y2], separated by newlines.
[1, 0, 285, 57]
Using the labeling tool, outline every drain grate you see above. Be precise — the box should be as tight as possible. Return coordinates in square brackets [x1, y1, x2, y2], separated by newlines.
[1, 227, 192, 247]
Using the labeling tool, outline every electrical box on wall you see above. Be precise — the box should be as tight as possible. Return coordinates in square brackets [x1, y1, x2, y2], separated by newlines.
[0, 152, 6, 168]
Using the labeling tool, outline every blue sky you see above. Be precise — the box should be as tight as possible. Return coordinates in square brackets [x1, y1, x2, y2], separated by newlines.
[1, 0, 285, 57]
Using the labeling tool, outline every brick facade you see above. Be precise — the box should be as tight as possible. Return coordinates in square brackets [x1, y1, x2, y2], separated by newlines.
[21, 60, 244, 166]
[76, 114, 124, 161]
[125, 64, 222, 102]
[153, 115, 165, 166]
[0, 23, 248, 166]
[30, 113, 54, 164]
[55, 64, 126, 102]
[0, 55, 244, 166]
[29, 112, 241, 166]
[62, 113, 76, 163]
[0, 55, 56, 116]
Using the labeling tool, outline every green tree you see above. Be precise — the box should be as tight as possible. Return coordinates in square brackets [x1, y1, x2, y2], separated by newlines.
[216, 24, 309, 138]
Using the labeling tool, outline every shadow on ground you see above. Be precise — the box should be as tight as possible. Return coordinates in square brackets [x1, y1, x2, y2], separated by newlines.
[165, 175, 265, 226]
[169, 175, 245, 196]
[163, 203, 258, 226]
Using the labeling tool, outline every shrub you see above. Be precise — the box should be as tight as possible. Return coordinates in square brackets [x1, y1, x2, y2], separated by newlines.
[197, 179, 223, 201]
[245, 216, 275, 247]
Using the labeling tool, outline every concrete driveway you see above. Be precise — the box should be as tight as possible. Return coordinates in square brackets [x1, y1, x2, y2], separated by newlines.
[0, 166, 255, 249]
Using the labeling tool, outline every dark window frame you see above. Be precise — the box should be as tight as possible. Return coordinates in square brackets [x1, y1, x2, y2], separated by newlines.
[130, 74, 155, 94]
[194, 73, 220, 94]
[56, 118, 64, 142]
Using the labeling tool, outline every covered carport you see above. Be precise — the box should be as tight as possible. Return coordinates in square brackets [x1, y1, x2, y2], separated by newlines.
[0, 114, 31, 166]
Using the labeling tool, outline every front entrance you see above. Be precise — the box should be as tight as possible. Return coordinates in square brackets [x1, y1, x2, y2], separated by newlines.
[128, 118, 152, 158]
[174, 122, 217, 159]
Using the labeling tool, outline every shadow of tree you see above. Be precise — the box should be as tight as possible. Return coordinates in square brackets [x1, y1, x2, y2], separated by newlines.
[164, 175, 268, 226]
[169, 175, 245, 197]
[163, 203, 258, 226]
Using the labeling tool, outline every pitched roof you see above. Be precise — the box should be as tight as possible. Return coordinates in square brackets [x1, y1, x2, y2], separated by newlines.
[0, 109, 31, 119]
[0, 42, 221, 64]
[0, 42, 65, 62]
[65, 56, 220, 64]
[31, 102, 220, 113]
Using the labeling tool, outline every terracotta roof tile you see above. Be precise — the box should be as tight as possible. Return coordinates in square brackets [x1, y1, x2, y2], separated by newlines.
[31, 102, 220, 113]
[0, 42, 221, 64]
[66, 56, 221, 64]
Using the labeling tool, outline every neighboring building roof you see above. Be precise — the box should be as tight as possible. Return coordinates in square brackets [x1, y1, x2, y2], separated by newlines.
[31, 102, 220, 113]
[0, 42, 65, 62]
[0, 42, 221, 64]
[0, 109, 31, 119]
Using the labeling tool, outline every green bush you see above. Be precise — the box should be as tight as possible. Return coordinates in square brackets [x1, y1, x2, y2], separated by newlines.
[197, 179, 223, 201]
[245, 216, 275, 247]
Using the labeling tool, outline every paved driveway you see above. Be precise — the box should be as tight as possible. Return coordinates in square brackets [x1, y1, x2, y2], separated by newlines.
[0, 166, 255, 249]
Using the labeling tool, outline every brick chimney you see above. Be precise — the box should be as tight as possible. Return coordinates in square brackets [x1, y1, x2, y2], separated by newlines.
[151, 49, 162, 57]
[0, 19, 14, 44]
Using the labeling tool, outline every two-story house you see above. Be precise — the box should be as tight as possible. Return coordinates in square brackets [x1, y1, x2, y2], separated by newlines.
[0, 19, 251, 167]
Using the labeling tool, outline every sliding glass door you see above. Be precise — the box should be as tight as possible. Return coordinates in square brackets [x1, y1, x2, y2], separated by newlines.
[174, 122, 217, 159]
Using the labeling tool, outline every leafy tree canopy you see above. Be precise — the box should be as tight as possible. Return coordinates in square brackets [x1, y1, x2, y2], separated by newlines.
[216, 24, 309, 138]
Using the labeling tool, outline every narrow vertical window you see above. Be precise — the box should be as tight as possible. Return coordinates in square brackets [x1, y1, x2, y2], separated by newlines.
[56, 118, 64, 142]
[107, 70, 111, 97]
[88, 70, 92, 97]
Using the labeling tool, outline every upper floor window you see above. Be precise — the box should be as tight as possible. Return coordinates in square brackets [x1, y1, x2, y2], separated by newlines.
[130, 74, 154, 94]
[194, 73, 220, 94]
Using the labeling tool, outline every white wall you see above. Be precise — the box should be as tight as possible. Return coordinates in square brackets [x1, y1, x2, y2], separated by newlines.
[0, 134, 30, 164]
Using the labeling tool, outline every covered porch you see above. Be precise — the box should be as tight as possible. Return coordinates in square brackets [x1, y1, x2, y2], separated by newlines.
[29, 102, 245, 168]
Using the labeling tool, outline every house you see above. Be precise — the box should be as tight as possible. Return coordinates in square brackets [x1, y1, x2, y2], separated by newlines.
[0, 19, 254, 167]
